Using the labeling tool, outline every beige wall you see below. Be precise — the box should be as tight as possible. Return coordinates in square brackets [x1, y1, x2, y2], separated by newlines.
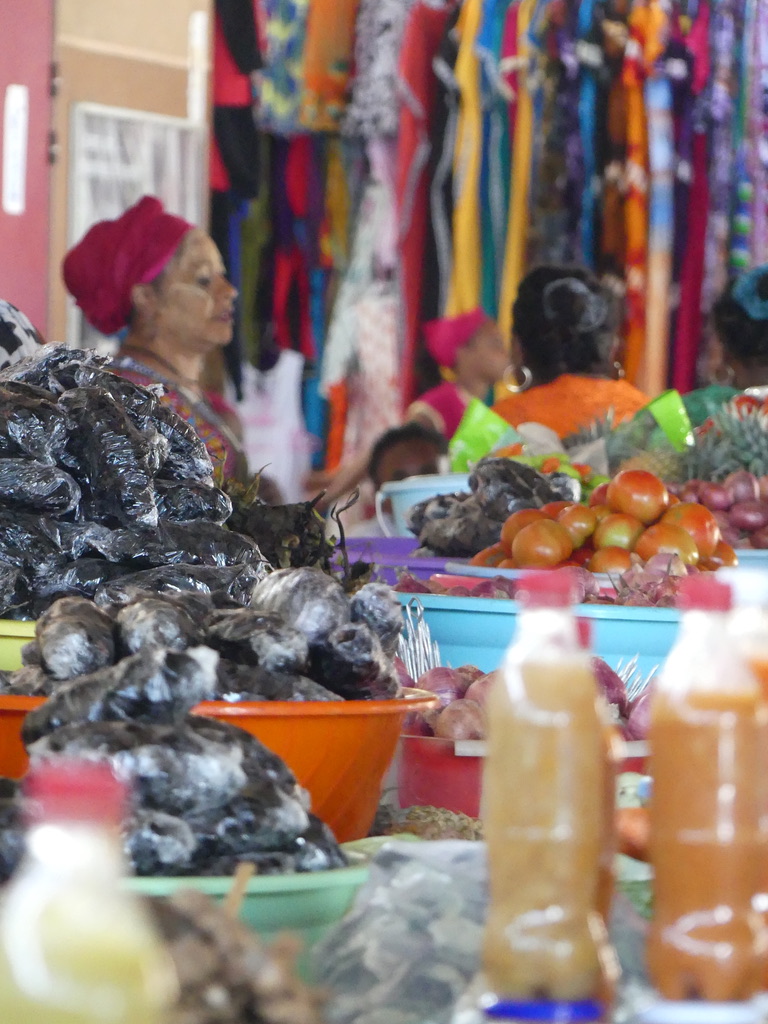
[49, 0, 212, 340]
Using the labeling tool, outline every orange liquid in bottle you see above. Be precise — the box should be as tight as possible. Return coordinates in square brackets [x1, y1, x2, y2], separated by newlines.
[483, 658, 605, 1001]
[743, 655, 768, 990]
[647, 689, 768, 1001]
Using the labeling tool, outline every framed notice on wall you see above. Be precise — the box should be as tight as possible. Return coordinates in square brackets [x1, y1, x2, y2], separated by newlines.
[67, 102, 206, 350]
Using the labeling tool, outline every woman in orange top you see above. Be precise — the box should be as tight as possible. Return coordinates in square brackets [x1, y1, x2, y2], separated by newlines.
[493, 265, 648, 437]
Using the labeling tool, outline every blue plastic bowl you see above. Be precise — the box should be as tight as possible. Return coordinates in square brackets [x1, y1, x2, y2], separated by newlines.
[399, 593, 679, 679]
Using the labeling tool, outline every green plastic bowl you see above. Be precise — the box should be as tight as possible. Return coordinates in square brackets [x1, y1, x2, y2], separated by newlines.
[124, 838, 382, 979]
[0, 619, 35, 671]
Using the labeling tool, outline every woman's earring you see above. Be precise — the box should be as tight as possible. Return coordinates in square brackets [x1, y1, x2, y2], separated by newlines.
[710, 362, 736, 386]
[613, 360, 626, 380]
[503, 364, 532, 393]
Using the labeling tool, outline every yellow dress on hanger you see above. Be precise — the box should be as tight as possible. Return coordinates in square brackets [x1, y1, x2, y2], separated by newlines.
[498, 0, 535, 339]
[446, 0, 484, 316]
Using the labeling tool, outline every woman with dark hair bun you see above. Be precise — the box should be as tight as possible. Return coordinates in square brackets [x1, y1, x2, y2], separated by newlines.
[492, 265, 648, 437]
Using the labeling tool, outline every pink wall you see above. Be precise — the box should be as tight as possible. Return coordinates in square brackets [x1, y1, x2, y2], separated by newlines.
[0, 0, 53, 335]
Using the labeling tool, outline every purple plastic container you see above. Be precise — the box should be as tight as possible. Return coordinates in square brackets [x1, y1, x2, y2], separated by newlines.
[344, 537, 454, 584]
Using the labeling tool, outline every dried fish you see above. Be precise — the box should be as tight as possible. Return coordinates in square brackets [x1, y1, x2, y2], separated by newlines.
[117, 597, 199, 655]
[310, 622, 399, 701]
[250, 567, 351, 646]
[28, 717, 247, 816]
[21, 646, 218, 743]
[36, 596, 115, 680]
[205, 608, 310, 674]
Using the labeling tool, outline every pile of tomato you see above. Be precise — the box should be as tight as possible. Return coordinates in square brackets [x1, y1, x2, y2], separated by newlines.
[471, 469, 738, 572]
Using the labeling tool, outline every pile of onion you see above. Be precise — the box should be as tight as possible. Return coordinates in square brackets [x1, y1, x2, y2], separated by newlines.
[677, 471, 768, 548]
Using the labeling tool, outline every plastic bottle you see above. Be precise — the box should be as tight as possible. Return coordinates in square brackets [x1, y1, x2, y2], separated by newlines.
[647, 575, 768, 1002]
[723, 568, 768, 994]
[0, 759, 176, 1023]
[481, 571, 609, 1020]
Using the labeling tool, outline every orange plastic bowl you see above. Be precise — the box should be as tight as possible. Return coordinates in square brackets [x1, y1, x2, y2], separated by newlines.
[0, 690, 437, 844]
[0, 695, 43, 780]
[193, 688, 437, 842]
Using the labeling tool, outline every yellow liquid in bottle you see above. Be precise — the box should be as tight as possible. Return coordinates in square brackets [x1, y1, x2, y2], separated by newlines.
[0, 887, 173, 1023]
[482, 657, 604, 1001]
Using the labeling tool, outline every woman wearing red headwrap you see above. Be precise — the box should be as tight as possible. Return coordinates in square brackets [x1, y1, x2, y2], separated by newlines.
[406, 308, 509, 439]
[63, 196, 247, 480]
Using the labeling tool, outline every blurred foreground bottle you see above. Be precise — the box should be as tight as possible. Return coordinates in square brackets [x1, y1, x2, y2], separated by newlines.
[647, 575, 768, 1003]
[481, 571, 614, 1023]
[0, 759, 176, 1023]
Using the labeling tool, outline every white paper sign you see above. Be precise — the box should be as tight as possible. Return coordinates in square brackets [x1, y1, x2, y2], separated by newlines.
[2, 84, 29, 215]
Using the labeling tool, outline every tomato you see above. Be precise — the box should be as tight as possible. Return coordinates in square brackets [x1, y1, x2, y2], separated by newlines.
[540, 500, 572, 518]
[634, 522, 699, 565]
[500, 508, 548, 551]
[540, 457, 563, 474]
[606, 470, 670, 524]
[511, 519, 574, 568]
[570, 545, 594, 567]
[593, 513, 645, 551]
[699, 539, 738, 570]
[588, 482, 609, 507]
[660, 502, 720, 559]
[557, 504, 598, 547]
[588, 547, 633, 573]
[591, 503, 612, 524]
[469, 542, 508, 567]
[498, 557, 518, 569]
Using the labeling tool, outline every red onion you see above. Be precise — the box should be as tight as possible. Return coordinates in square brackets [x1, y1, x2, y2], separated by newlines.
[624, 689, 652, 741]
[416, 667, 467, 708]
[698, 482, 732, 511]
[723, 469, 760, 505]
[759, 476, 768, 501]
[433, 699, 487, 740]
[750, 526, 768, 549]
[465, 669, 503, 707]
[591, 657, 630, 717]
[394, 656, 416, 691]
[454, 664, 485, 694]
[679, 480, 703, 503]
[401, 711, 434, 736]
[728, 500, 768, 533]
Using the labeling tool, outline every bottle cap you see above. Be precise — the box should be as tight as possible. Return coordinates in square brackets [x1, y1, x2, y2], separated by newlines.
[676, 574, 732, 613]
[517, 570, 577, 609]
[23, 759, 127, 827]
[718, 568, 768, 609]
[482, 999, 604, 1022]
[632, 1001, 763, 1024]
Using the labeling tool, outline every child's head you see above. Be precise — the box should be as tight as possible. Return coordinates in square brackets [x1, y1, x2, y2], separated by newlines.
[368, 423, 448, 491]
[423, 309, 508, 387]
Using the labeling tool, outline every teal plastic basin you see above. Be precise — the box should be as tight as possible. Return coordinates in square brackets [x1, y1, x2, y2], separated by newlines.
[125, 838, 376, 980]
[399, 593, 679, 678]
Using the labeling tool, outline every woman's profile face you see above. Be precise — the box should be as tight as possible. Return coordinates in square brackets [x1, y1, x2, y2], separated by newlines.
[153, 229, 237, 352]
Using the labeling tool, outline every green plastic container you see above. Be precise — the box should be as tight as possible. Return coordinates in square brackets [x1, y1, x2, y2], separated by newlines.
[0, 619, 35, 671]
[125, 839, 379, 979]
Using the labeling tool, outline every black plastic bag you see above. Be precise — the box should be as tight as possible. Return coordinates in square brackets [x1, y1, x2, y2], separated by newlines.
[155, 479, 232, 524]
[0, 458, 80, 514]
[58, 387, 160, 528]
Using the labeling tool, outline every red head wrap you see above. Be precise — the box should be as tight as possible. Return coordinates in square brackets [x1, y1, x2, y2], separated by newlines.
[422, 308, 490, 368]
[62, 196, 195, 336]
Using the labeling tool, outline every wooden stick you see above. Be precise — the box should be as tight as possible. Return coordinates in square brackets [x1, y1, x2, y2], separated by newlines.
[223, 861, 255, 920]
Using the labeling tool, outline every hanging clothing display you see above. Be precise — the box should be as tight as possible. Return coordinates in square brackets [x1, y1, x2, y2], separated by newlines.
[210, 0, 768, 480]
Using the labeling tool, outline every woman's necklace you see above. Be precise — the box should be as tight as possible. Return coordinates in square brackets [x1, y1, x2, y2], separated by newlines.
[119, 344, 203, 395]
[113, 347, 245, 456]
